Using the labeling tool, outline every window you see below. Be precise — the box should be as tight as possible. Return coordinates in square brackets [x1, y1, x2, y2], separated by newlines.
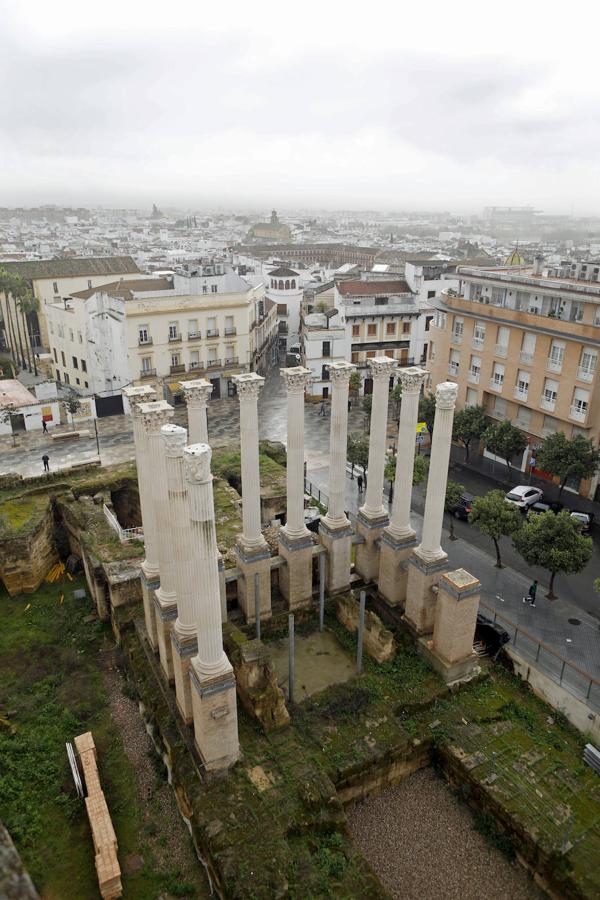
[515, 370, 529, 399]
[520, 332, 536, 363]
[208, 346, 217, 362]
[366, 350, 376, 358]
[188, 318, 198, 335]
[168, 321, 179, 340]
[352, 324, 360, 337]
[448, 349, 460, 375]
[211, 284, 218, 293]
[69, 329, 74, 342]
[322, 341, 331, 358]
[516, 406, 531, 428]
[53, 281, 59, 295]
[87, 280, 92, 289]
[351, 351, 359, 363]
[425, 315, 434, 331]
[493, 397, 507, 418]
[61, 351, 66, 367]
[190, 350, 200, 367]
[465, 388, 478, 407]
[64, 372, 70, 385]
[171, 353, 180, 367]
[139, 325, 150, 344]
[402, 322, 411, 334]
[491, 362, 505, 389]
[207, 317, 218, 337]
[491, 287, 505, 306]
[542, 378, 558, 409]
[496, 326, 509, 355]
[548, 340, 565, 372]
[374, 297, 388, 306]
[56, 370, 61, 382]
[427, 290, 436, 299]
[202, 284, 208, 293]
[452, 317, 464, 341]
[579, 348, 597, 381]
[367, 324, 377, 336]
[434, 311, 447, 330]
[84, 381, 88, 388]
[473, 321, 486, 345]
[469, 355, 481, 382]
[76, 377, 80, 385]
[571, 387, 589, 420]
[386, 322, 396, 335]
[543, 415, 558, 434]
[225, 315, 234, 334]
[141, 356, 153, 373]
[72, 356, 78, 369]
[225, 344, 235, 362]
[78, 332, 83, 344]
[53, 348, 57, 362]
[81, 359, 87, 372]
[569, 302, 584, 322]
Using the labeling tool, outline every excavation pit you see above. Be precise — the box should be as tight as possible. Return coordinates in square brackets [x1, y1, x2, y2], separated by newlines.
[268, 629, 356, 699]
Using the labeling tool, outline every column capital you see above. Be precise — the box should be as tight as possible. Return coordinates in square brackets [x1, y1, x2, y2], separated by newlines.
[180, 379, 213, 406]
[368, 357, 397, 380]
[161, 423, 188, 457]
[234, 371, 264, 399]
[123, 385, 157, 415]
[139, 400, 173, 433]
[280, 365, 312, 392]
[184, 442, 212, 485]
[397, 365, 429, 394]
[328, 360, 355, 385]
[435, 381, 458, 410]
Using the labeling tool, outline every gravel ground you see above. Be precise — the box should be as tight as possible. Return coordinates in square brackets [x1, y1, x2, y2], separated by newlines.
[347, 768, 543, 900]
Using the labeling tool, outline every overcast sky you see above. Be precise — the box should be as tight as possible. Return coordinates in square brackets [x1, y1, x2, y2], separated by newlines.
[2, 0, 600, 213]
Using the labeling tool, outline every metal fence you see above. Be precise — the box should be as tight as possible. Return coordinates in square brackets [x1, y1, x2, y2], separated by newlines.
[304, 477, 358, 527]
[102, 503, 145, 544]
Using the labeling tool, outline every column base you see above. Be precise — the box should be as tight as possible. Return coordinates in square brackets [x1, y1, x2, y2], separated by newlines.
[236, 539, 272, 623]
[140, 568, 159, 651]
[153, 588, 177, 683]
[417, 637, 480, 686]
[278, 529, 314, 610]
[190, 660, 240, 773]
[404, 550, 449, 635]
[319, 518, 353, 595]
[355, 509, 389, 583]
[171, 628, 198, 724]
[378, 529, 417, 608]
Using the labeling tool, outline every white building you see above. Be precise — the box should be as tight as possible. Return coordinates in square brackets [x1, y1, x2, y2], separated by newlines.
[300, 308, 348, 399]
[264, 265, 304, 354]
[0, 379, 61, 435]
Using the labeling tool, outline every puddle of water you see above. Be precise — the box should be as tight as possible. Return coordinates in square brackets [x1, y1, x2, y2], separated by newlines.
[268, 630, 356, 700]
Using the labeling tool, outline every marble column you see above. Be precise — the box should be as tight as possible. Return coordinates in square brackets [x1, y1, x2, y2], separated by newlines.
[405, 382, 458, 635]
[123, 385, 159, 649]
[185, 443, 239, 772]
[233, 372, 271, 623]
[278, 366, 314, 609]
[180, 379, 213, 444]
[139, 400, 176, 681]
[355, 357, 397, 582]
[319, 361, 355, 593]
[379, 366, 429, 607]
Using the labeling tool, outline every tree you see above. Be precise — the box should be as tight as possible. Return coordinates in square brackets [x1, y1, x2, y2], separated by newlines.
[536, 432, 600, 498]
[362, 394, 372, 433]
[390, 381, 403, 423]
[412, 454, 428, 486]
[453, 405, 487, 462]
[513, 510, 592, 598]
[16, 290, 40, 376]
[63, 391, 82, 429]
[349, 370, 361, 396]
[347, 433, 369, 481]
[418, 393, 436, 437]
[385, 451, 428, 503]
[469, 489, 523, 567]
[444, 480, 465, 540]
[483, 420, 527, 474]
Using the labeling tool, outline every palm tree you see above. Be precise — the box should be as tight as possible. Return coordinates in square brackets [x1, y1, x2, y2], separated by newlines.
[17, 291, 39, 375]
[0, 270, 20, 369]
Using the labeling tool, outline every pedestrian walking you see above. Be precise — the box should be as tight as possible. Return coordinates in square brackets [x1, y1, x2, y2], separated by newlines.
[319, 401, 326, 417]
[347, 398, 352, 411]
[523, 579, 538, 607]
[42, 454, 50, 473]
[42, 419, 48, 433]
[357, 474, 363, 493]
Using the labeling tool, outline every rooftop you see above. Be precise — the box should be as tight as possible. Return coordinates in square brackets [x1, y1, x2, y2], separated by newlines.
[268, 266, 300, 278]
[0, 379, 37, 408]
[337, 279, 411, 297]
[0, 256, 140, 281]
[70, 277, 172, 301]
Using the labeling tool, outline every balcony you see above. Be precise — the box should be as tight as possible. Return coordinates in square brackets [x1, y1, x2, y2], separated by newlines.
[489, 378, 504, 392]
[138, 336, 153, 346]
[224, 326, 237, 336]
[513, 386, 529, 401]
[206, 358, 222, 369]
[495, 343, 508, 358]
[577, 366, 595, 383]
[570, 405, 588, 422]
[168, 333, 182, 343]
[450, 332, 463, 345]
[468, 370, 480, 384]
[206, 329, 220, 338]
[224, 357, 239, 365]
[540, 395, 556, 412]
[447, 363, 459, 376]
[188, 331, 202, 341]
[188, 361, 204, 371]
[471, 337, 484, 349]
[170, 363, 186, 374]
[139, 368, 156, 378]
[519, 351, 533, 364]
[546, 358, 563, 374]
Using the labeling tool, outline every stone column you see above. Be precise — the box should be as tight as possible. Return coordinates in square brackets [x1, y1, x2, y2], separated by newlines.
[278, 366, 314, 609]
[233, 372, 272, 623]
[355, 357, 397, 582]
[180, 379, 213, 444]
[185, 443, 239, 772]
[405, 382, 458, 635]
[319, 361, 355, 593]
[421, 569, 481, 685]
[123, 385, 159, 649]
[139, 400, 176, 681]
[379, 366, 429, 607]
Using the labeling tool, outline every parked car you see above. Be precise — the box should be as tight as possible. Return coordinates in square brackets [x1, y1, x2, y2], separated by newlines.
[474, 614, 510, 655]
[505, 485, 544, 510]
[570, 511, 595, 534]
[528, 500, 564, 516]
[452, 492, 475, 520]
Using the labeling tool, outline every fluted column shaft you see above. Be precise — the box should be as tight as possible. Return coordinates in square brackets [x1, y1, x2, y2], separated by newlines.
[362, 358, 397, 518]
[418, 382, 458, 561]
[140, 401, 176, 598]
[184, 443, 230, 677]
[124, 386, 158, 576]
[162, 425, 196, 636]
[281, 367, 313, 537]
[234, 373, 265, 546]
[181, 379, 213, 444]
[324, 362, 354, 526]
[389, 368, 428, 538]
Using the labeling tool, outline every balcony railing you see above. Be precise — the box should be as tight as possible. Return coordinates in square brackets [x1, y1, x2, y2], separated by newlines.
[170, 363, 186, 374]
[188, 361, 204, 371]
[495, 343, 508, 358]
[188, 331, 202, 341]
[207, 359, 221, 369]
[519, 351, 533, 364]
[577, 366, 595, 383]
[447, 363, 459, 376]
[546, 358, 563, 373]
[471, 337, 484, 349]
[224, 326, 237, 335]
[468, 370, 480, 384]
[168, 333, 182, 343]
[206, 329, 219, 338]
[140, 368, 156, 378]
[513, 386, 528, 401]
[450, 332, 463, 344]
[540, 395, 556, 412]
[138, 336, 153, 346]
[570, 405, 588, 422]
[224, 357, 239, 365]
[489, 378, 504, 392]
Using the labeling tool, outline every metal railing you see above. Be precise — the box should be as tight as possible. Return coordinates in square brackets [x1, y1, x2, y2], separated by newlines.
[103, 503, 144, 544]
[224, 326, 237, 335]
[206, 329, 219, 338]
[170, 364, 185, 374]
[138, 336, 153, 346]
[303, 476, 358, 527]
[168, 333, 182, 343]
[207, 358, 221, 369]
[188, 331, 202, 340]
[139, 368, 156, 378]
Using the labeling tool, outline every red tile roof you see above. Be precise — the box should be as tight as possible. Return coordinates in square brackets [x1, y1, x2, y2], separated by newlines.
[337, 279, 411, 297]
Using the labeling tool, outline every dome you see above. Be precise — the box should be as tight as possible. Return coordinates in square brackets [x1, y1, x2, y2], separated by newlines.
[505, 246, 525, 266]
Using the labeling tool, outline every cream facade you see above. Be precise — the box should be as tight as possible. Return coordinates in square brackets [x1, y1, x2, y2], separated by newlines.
[428, 262, 600, 498]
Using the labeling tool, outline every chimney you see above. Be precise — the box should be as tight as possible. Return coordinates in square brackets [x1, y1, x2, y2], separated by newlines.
[533, 255, 544, 276]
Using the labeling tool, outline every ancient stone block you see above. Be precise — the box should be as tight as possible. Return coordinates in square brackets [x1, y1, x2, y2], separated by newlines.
[336, 594, 396, 663]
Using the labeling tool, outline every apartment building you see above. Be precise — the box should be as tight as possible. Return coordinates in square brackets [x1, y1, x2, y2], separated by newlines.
[300, 307, 347, 399]
[428, 260, 600, 498]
